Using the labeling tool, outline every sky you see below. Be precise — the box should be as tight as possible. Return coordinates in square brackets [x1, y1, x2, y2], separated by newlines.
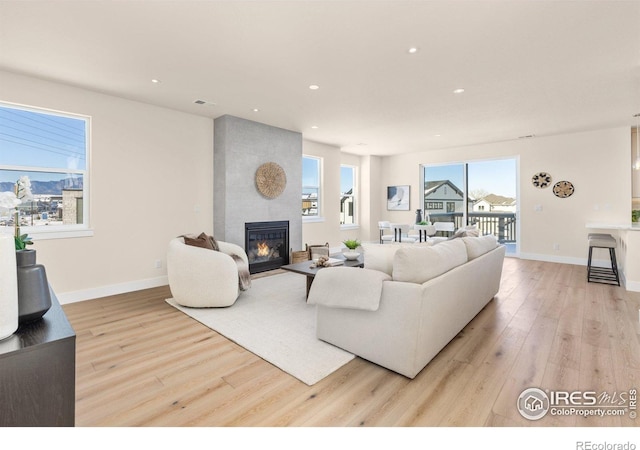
[0, 104, 87, 183]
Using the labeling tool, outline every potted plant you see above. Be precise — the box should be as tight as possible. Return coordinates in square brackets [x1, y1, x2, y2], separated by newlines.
[342, 239, 361, 260]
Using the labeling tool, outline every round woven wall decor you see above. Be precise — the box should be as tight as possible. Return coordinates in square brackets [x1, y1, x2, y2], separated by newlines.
[255, 162, 287, 199]
[552, 180, 574, 198]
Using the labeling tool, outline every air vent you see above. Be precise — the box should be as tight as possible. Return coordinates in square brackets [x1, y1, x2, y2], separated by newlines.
[194, 99, 216, 106]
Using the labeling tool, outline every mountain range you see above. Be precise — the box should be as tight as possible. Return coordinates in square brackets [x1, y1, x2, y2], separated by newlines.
[0, 178, 83, 196]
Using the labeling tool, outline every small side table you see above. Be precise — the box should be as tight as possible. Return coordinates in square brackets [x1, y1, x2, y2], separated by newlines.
[0, 289, 76, 427]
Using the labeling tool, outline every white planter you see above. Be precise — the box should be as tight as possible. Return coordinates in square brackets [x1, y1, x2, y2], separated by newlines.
[0, 234, 19, 340]
[342, 248, 361, 260]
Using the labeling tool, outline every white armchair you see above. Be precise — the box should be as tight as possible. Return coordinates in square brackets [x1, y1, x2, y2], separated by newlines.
[167, 237, 249, 307]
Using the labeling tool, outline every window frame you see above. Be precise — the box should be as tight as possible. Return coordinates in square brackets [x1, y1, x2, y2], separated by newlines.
[340, 164, 357, 228]
[0, 101, 92, 240]
[302, 155, 322, 222]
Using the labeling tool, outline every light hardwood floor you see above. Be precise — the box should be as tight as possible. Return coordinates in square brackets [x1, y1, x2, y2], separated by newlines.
[62, 258, 640, 427]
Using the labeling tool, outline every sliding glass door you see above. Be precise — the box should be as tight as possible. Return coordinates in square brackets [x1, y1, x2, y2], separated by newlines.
[422, 158, 517, 254]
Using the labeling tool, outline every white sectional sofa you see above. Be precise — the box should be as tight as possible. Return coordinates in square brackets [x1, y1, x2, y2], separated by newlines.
[307, 235, 506, 378]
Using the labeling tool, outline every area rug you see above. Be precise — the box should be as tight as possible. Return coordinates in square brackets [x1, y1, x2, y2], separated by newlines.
[165, 272, 354, 385]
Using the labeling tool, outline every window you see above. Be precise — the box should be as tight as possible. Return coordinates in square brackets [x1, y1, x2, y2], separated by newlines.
[422, 158, 517, 253]
[0, 102, 90, 238]
[302, 156, 320, 217]
[340, 165, 356, 225]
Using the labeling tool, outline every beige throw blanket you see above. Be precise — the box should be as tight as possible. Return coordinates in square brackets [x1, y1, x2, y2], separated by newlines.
[230, 253, 252, 291]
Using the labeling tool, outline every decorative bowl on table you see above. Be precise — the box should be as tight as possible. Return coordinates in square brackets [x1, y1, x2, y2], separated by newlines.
[343, 250, 360, 261]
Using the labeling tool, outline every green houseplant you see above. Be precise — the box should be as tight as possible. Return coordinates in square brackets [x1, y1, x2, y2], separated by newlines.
[342, 239, 361, 261]
[342, 239, 360, 250]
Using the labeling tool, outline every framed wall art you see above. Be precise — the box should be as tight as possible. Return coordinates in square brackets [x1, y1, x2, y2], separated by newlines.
[387, 185, 410, 211]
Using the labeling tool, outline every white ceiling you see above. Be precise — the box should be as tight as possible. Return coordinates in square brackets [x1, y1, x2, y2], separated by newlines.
[0, 0, 639, 156]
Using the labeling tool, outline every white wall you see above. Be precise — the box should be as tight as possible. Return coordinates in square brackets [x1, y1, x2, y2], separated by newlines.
[359, 154, 383, 244]
[301, 140, 371, 250]
[3, 70, 633, 299]
[0, 70, 214, 302]
[376, 127, 632, 264]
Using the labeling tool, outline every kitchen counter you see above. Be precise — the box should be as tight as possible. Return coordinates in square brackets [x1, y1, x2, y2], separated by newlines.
[586, 222, 640, 231]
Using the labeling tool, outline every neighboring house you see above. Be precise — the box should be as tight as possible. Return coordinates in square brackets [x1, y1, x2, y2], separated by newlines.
[473, 194, 516, 212]
[424, 180, 473, 214]
[340, 188, 355, 224]
[302, 193, 318, 216]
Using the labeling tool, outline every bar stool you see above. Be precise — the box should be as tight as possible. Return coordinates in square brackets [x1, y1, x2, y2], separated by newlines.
[587, 234, 620, 286]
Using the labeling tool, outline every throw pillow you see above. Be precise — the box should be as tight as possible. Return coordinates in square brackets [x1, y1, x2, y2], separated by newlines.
[461, 235, 498, 260]
[448, 225, 480, 239]
[207, 234, 220, 251]
[183, 232, 217, 251]
[392, 239, 468, 284]
[361, 242, 411, 276]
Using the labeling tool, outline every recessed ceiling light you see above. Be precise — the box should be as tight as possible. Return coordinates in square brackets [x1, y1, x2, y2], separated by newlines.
[453, 88, 465, 94]
[253, 108, 260, 112]
[408, 47, 418, 54]
[151, 79, 161, 84]
[434, 134, 441, 137]
[311, 125, 319, 129]
[309, 84, 320, 90]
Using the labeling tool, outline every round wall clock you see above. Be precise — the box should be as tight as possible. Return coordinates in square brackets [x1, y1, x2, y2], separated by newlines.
[532, 172, 552, 188]
[552, 180, 574, 198]
[255, 162, 287, 199]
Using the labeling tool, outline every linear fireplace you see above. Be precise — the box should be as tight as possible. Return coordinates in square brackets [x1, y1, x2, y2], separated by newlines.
[245, 221, 290, 274]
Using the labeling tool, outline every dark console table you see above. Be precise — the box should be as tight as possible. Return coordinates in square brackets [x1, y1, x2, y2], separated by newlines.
[0, 289, 76, 426]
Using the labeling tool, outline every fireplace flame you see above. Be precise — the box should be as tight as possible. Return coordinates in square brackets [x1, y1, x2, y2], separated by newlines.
[257, 241, 270, 257]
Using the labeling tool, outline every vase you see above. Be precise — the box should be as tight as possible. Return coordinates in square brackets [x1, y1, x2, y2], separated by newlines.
[16, 249, 52, 324]
[0, 234, 19, 340]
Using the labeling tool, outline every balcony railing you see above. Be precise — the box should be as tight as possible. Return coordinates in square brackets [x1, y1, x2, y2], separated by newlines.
[429, 212, 516, 243]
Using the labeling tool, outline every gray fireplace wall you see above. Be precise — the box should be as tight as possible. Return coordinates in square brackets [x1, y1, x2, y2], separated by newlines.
[213, 115, 303, 252]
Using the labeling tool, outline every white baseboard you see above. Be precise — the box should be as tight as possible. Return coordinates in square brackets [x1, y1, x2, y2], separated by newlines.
[618, 271, 640, 292]
[624, 281, 640, 292]
[518, 252, 587, 266]
[56, 275, 169, 305]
